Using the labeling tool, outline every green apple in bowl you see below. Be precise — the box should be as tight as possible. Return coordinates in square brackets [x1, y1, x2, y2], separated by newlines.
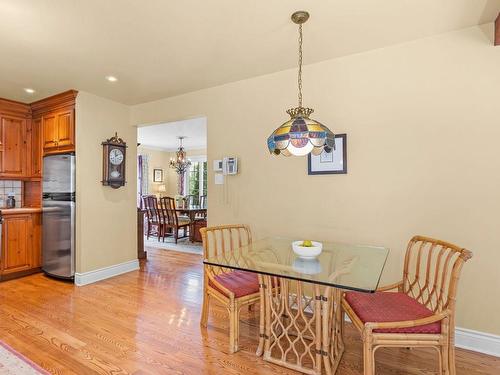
[292, 240, 323, 259]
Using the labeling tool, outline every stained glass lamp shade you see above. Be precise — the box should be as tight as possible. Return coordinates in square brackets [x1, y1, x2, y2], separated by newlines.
[267, 107, 335, 156]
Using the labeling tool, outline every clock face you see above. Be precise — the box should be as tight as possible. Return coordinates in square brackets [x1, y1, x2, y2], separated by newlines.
[109, 148, 124, 165]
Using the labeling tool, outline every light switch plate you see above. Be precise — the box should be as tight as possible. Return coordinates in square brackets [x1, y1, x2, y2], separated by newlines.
[214, 173, 224, 185]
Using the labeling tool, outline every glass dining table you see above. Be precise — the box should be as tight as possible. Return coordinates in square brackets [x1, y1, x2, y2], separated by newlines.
[204, 237, 389, 375]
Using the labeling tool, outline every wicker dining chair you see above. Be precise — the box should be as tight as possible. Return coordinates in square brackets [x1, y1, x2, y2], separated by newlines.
[342, 235, 472, 375]
[200, 225, 262, 353]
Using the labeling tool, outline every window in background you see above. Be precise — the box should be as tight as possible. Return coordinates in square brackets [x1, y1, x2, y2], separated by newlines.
[184, 156, 207, 201]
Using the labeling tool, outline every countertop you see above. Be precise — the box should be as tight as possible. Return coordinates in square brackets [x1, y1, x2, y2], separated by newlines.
[0, 207, 42, 215]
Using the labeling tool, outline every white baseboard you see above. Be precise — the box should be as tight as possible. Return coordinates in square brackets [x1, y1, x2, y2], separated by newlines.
[75, 259, 139, 286]
[455, 327, 500, 357]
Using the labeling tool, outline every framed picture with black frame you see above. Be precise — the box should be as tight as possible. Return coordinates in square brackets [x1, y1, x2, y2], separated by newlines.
[308, 133, 347, 175]
[153, 168, 164, 182]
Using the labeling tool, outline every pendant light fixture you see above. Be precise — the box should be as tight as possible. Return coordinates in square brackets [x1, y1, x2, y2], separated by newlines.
[267, 11, 335, 157]
[169, 136, 191, 174]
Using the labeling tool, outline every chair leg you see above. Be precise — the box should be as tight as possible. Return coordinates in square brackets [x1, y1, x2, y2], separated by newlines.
[363, 338, 374, 375]
[228, 301, 239, 353]
[174, 228, 178, 244]
[235, 305, 241, 350]
[200, 290, 210, 328]
[441, 343, 450, 375]
[448, 329, 456, 375]
[448, 344, 456, 375]
[437, 346, 443, 375]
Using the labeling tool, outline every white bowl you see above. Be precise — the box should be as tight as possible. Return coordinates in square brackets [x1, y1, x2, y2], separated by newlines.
[292, 241, 323, 259]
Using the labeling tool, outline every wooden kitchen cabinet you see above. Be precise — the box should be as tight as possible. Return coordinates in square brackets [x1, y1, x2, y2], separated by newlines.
[41, 112, 57, 150]
[30, 90, 77, 155]
[0, 212, 41, 278]
[42, 106, 75, 154]
[0, 114, 27, 178]
[30, 117, 43, 177]
[1, 214, 32, 275]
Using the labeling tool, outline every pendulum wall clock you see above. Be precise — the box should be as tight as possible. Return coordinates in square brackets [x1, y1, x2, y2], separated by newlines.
[102, 132, 127, 188]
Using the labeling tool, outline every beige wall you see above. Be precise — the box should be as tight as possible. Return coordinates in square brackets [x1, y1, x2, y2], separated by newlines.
[76, 91, 137, 274]
[138, 146, 207, 197]
[131, 24, 500, 335]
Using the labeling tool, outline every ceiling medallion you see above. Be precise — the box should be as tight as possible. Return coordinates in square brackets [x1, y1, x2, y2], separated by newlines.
[169, 136, 191, 174]
[267, 11, 335, 157]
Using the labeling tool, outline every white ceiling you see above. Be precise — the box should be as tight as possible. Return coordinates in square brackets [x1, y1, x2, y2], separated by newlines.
[0, 0, 499, 105]
[138, 117, 207, 151]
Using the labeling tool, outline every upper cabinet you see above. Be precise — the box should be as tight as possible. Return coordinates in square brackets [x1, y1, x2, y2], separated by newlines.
[0, 115, 27, 177]
[30, 117, 42, 177]
[31, 90, 77, 155]
[0, 99, 30, 178]
[40, 107, 75, 153]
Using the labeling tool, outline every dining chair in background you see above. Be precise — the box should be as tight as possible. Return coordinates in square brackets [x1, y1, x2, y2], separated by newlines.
[342, 235, 473, 375]
[200, 224, 262, 353]
[160, 196, 190, 243]
[142, 195, 163, 241]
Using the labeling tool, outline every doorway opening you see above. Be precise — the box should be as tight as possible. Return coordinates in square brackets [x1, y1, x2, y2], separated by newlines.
[137, 116, 207, 255]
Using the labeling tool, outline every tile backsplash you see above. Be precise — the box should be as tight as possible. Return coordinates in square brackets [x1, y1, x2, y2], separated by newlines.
[0, 180, 22, 208]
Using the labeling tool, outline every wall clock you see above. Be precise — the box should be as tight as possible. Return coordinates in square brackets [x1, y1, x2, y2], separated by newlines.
[102, 132, 127, 188]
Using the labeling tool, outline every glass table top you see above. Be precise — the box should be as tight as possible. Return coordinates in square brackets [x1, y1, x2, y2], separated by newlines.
[203, 237, 389, 292]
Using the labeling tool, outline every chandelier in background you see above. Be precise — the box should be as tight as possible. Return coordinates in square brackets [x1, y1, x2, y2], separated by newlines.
[267, 11, 335, 157]
[169, 136, 191, 175]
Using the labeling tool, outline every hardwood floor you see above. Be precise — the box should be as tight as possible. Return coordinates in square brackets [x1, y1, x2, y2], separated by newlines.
[0, 247, 498, 374]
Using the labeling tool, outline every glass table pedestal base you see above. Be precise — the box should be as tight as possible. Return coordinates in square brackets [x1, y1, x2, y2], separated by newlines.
[259, 275, 345, 375]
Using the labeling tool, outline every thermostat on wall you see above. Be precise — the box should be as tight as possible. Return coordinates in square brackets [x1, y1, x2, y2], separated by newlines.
[213, 159, 223, 172]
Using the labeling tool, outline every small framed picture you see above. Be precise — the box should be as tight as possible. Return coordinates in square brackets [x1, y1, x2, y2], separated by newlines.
[153, 168, 163, 182]
[308, 134, 347, 175]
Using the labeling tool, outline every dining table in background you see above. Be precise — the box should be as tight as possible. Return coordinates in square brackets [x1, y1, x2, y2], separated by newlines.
[204, 237, 389, 375]
[175, 206, 207, 241]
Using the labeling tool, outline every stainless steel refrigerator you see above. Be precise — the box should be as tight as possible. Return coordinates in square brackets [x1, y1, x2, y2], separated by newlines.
[42, 154, 76, 279]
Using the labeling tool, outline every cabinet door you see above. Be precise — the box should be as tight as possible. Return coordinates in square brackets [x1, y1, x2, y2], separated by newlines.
[55, 108, 74, 148]
[30, 213, 42, 268]
[31, 117, 42, 177]
[1, 215, 31, 274]
[42, 113, 58, 150]
[0, 115, 26, 177]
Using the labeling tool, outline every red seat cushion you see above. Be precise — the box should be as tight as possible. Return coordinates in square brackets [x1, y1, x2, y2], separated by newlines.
[344, 291, 441, 334]
[210, 270, 260, 298]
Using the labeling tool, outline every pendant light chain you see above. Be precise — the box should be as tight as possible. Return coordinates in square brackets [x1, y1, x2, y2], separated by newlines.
[298, 23, 303, 108]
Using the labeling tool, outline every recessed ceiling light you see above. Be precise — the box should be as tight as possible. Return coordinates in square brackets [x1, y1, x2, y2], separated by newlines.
[106, 76, 118, 82]
[24, 88, 35, 94]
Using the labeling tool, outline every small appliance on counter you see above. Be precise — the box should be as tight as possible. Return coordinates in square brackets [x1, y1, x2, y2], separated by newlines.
[42, 153, 76, 280]
[6, 193, 15, 208]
